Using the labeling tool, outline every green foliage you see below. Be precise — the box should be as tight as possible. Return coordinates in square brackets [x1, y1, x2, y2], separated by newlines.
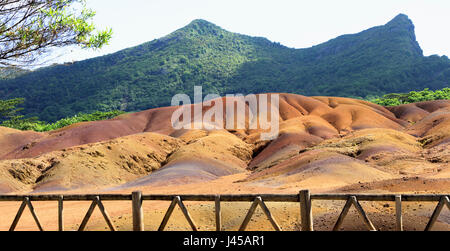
[0, 15, 449, 121]
[0, 0, 112, 66]
[370, 88, 450, 106]
[0, 97, 40, 130]
[1, 109, 125, 132]
[0, 98, 25, 119]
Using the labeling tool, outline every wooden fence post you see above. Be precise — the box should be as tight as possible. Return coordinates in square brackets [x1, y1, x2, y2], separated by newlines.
[215, 195, 221, 231]
[132, 191, 144, 231]
[395, 195, 403, 231]
[299, 190, 313, 231]
[58, 195, 64, 231]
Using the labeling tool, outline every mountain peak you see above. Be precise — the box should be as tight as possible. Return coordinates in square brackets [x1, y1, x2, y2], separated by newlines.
[165, 19, 227, 39]
[384, 13, 422, 56]
[386, 13, 413, 27]
[311, 13, 423, 58]
[188, 19, 215, 26]
[181, 19, 223, 34]
[2, 14, 448, 122]
[392, 13, 410, 21]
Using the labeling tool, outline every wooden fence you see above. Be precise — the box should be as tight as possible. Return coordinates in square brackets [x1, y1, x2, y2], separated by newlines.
[1, 190, 449, 231]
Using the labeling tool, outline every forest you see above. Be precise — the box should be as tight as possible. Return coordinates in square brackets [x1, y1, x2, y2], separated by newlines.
[0, 88, 448, 132]
[0, 15, 448, 122]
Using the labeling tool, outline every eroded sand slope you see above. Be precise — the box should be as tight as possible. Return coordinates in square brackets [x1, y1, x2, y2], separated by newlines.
[0, 94, 448, 194]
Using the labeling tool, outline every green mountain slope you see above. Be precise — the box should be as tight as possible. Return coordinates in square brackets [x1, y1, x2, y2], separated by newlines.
[0, 14, 449, 122]
[0, 67, 30, 80]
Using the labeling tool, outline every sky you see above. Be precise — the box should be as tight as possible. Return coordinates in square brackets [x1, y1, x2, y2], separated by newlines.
[53, 0, 450, 64]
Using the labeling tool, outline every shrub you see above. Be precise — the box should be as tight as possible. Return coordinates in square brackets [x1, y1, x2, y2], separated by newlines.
[369, 88, 450, 106]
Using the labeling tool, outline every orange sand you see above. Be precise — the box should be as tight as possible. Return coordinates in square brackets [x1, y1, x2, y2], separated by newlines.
[0, 95, 449, 231]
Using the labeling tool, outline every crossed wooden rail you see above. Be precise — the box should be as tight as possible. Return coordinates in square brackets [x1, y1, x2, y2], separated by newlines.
[1, 190, 449, 231]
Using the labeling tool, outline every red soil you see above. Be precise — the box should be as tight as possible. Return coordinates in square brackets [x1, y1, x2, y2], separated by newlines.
[0, 94, 448, 196]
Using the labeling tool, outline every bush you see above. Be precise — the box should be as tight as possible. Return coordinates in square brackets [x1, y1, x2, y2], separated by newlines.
[369, 88, 450, 106]
[2, 110, 125, 132]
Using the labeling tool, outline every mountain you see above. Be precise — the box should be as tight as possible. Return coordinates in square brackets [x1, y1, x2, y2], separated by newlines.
[0, 14, 449, 122]
[0, 67, 30, 80]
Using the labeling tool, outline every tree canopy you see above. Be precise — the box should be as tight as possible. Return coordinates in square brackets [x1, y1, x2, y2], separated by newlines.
[0, 97, 124, 131]
[0, 97, 25, 120]
[0, 0, 112, 66]
[369, 88, 450, 106]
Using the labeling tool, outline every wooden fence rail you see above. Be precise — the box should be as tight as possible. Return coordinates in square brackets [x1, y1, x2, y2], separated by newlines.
[1, 190, 449, 231]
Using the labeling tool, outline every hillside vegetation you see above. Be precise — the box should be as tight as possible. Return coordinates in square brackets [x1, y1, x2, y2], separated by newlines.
[0, 14, 449, 121]
[0, 67, 29, 79]
[369, 88, 450, 106]
[1, 88, 449, 133]
[1, 110, 124, 132]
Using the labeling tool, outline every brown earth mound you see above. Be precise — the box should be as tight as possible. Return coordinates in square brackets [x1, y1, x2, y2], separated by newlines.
[0, 133, 182, 193]
[0, 94, 449, 193]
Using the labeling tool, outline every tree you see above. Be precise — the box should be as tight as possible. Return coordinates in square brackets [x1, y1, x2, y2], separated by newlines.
[0, 97, 124, 131]
[0, 97, 38, 129]
[0, 0, 112, 66]
[0, 97, 25, 120]
[369, 88, 450, 106]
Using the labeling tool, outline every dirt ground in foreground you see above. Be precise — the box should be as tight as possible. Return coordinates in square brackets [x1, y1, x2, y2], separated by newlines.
[0, 173, 448, 231]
